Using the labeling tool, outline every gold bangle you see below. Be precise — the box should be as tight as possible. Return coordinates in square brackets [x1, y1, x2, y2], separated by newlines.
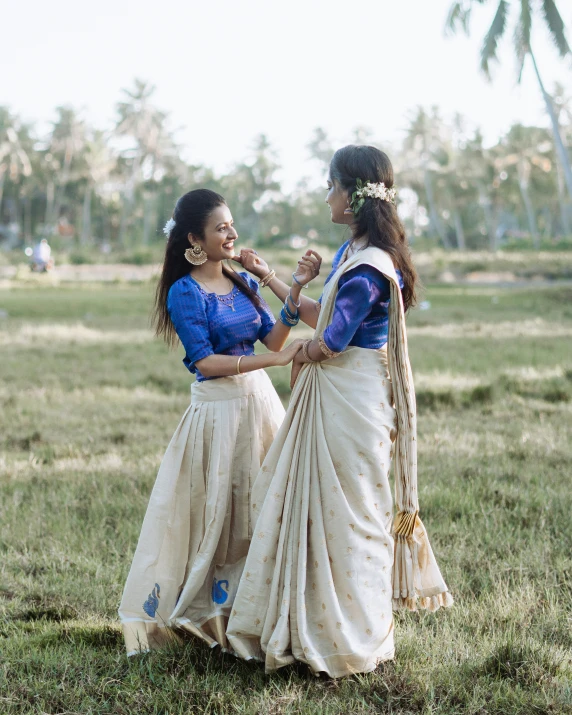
[302, 339, 315, 362]
[236, 355, 245, 374]
[258, 269, 276, 288]
[259, 270, 275, 287]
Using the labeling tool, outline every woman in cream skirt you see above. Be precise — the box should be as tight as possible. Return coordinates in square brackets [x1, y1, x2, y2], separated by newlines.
[227, 146, 453, 677]
[119, 189, 317, 655]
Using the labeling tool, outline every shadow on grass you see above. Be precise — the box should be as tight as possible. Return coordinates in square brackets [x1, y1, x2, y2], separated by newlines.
[11, 604, 78, 623]
[416, 374, 571, 414]
[127, 634, 311, 685]
[478, 641, 565, 686]
[126, 633, 428, 711]
[34, 623, 124, 649]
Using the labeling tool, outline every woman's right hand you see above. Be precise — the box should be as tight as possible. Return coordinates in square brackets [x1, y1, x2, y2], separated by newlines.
[293, 250, 322, 287]
[273, 339, 305, 366]
[232, 248, 269, 279]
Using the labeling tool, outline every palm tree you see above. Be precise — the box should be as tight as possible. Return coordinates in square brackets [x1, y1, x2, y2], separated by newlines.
[446, 0, 572, 200]
[306, 127, 334, 173]
[552, 82, 572, 234]
[494, 124, 553, 248]
[114, 79, 176, 244]
[222, 134, 281, 242]
[458, 128, 498, 250]
[81, 131, 116, 244]
[0, 111, 32, 242]
[402, 107, 453, 248]
[438, 114, 486, 251]
[47, 106, 87, 229]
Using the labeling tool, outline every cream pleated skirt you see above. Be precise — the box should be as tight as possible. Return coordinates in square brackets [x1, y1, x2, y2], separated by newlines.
[226, 347, 401, 677]
[119, 369, 285, 655]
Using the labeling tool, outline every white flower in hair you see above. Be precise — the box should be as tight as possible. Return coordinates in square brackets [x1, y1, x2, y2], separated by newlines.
[363, 182, 397, 202]
[163, 218, 176, 237]
[350, 179, 397, 213]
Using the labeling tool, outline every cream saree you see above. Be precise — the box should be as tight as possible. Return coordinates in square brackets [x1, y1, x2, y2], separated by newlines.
[226, 247, 452, 677]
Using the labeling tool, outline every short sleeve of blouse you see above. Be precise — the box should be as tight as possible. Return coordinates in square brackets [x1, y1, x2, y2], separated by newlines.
[167, 279, 214, 369]
[242, 273, 276, 341]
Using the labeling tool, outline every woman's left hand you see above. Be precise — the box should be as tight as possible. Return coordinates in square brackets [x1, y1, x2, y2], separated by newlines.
[232, 248, 268, 279]
[290, 349, 307, 389]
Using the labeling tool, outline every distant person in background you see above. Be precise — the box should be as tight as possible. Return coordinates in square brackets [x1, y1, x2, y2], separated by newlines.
[31, 239, 53, 272]
[119, 189, 319, 655]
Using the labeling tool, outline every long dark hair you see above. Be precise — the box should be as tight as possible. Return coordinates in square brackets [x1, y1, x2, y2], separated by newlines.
[329, 145, 418, 310]
[153, 188, 262, 347]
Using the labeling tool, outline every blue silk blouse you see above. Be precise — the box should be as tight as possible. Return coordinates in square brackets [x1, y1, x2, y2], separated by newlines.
[321, 241, 404, 354]
[167, 273, 275, 382]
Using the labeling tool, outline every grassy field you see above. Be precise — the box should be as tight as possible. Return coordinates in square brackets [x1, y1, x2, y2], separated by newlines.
[1, 267, 572, 714]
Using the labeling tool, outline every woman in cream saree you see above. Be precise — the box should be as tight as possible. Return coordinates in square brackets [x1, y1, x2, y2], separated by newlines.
[227, 146, 452, 677]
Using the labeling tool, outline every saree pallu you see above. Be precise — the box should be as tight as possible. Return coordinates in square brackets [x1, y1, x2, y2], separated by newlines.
[119, 369, 285, 655]
[227, 247, 452, 677]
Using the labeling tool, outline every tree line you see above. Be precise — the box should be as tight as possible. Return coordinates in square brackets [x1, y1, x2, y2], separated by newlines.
[0, 79, 570, 253]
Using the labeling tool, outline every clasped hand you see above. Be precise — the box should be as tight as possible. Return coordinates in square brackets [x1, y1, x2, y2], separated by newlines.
[233, 248, 322, 287]
[232, 246, 323, 388]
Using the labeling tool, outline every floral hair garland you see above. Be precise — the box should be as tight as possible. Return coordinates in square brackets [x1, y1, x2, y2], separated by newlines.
[163, 218, 176, 237]
[350, 179, 397, 214]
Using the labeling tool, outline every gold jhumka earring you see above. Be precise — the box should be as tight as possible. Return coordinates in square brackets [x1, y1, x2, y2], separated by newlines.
[184, 245, 208, 265]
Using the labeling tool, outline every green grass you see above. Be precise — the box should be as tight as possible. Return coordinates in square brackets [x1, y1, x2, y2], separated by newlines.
[1, 276, 571, 714]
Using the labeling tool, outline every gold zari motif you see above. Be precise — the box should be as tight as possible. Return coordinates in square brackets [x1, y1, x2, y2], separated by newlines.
[318, 335, 341, 360]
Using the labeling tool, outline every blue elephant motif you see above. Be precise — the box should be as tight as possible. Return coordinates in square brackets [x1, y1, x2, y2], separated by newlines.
[143, 583, 161, 617]
[212, 578, 229, 604]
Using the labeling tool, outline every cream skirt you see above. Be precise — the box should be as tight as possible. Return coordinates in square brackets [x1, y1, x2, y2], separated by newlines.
[227, 347, 401, 677]
[119, 369, 285, 655]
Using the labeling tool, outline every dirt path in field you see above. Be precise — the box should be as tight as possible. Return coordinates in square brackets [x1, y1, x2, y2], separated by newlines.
[1, 262, 572, 287]
[0, 263, 161, 282]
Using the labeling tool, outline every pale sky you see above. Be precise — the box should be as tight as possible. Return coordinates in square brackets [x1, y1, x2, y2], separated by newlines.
[2, 0, 571, 189]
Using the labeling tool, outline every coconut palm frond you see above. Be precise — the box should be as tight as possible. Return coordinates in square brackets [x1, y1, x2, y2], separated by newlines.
[445, 2, 469, 35]
[514, 0, 532, 82]
[541, 0, 571, 57]
[445, 0, 488, 35]
[480, 0, 509, 77]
